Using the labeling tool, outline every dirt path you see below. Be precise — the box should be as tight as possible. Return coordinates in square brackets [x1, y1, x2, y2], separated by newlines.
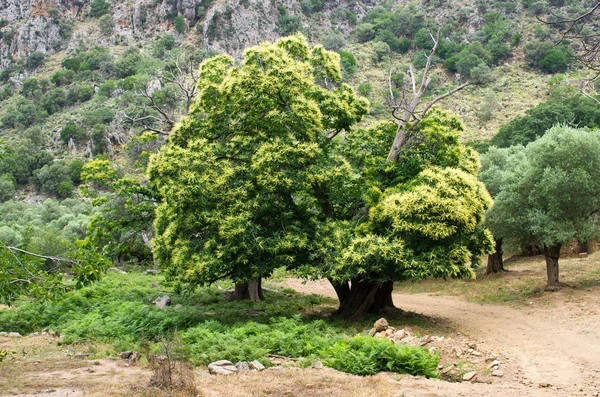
[283, 278, 600, 396]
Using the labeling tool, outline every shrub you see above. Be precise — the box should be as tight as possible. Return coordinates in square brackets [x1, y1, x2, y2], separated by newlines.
[115, 49, 142, 78]
[413, 28, 434, 50]
[322, 31, 346, 52]
[60, 122, 87, 144]
[31, 162, 73, 196]
[470, 63, 493, 85]
[56, 180, 74, 198]
[324, 336, 438, 377]
[26, 52, 45, 69]
[98, 14, 114, 35]
[355, 23, 375, 43]
[371, 41, 391, 63]
[174, 16, 187, 34]
[339, 51, 357, 77]
[278, 7, 301, 35]
[86, 107, 115, 126]
[0, 175, 16, 202]
[62, 57, 81, 71]
[358, 83, 372, 97]
[89, 0, 110, 18]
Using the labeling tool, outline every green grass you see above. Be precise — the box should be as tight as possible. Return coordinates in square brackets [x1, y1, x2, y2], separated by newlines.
[0, 272, 439, 377]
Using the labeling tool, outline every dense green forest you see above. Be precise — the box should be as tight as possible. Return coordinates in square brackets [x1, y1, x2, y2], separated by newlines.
[1, 0, 600, 391]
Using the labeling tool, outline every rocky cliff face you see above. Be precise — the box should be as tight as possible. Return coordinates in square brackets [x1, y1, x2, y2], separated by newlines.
[0, 0, 371, 71]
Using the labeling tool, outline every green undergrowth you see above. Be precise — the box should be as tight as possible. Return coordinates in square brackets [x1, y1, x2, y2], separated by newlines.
[0, 272, 439, 377]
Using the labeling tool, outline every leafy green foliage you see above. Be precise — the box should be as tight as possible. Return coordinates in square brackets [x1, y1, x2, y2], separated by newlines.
[278, 7, 301, 35]
[491, 93, 600, 147]
[89, 0, 111, 18]
[524, 41, 573, 73]
[81, 160, 156, 265]
[0, 272, 438, 376]
[149, 34, 368, 289]
[324, 335, 438, 376]
[483, 126, 600, 249]
[25, 52, 45, 70]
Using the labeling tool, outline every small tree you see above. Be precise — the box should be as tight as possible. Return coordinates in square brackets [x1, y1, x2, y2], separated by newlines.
[485, 125, 600, 289]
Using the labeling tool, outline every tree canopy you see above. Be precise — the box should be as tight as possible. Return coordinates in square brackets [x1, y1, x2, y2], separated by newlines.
[149, 34, 494, 319]
[482, 125, 600, 288]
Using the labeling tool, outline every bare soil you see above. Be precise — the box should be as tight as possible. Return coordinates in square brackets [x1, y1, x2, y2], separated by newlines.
[281, 275, 600, 396]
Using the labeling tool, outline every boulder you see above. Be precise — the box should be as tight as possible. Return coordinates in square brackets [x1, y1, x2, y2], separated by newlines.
[463, 371, 477, 381]
[235, 361, 250, 372]
[369, 318, 389, 336]
[7, 332, 21, 338]
[249, 360, 265, 371]
[208, 360, 238, 375]
[152, 295, 171, 309]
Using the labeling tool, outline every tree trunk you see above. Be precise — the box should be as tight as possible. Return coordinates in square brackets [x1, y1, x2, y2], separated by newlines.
[338, 279, 381, 321]
[372, 280, 395, 310]
[233, 282, 250, 300]
[329, 278, 350, 315]
[486, 238, 505, 274]
[232, 278, 264, 301]
[248, 278, 264, 302]
[543, 243, 562, 290]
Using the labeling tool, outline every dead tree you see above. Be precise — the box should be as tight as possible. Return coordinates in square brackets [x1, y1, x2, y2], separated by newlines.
[386, 30, 468, 162]
[540, 3, 600, 95]
[124, 54, 200, 136]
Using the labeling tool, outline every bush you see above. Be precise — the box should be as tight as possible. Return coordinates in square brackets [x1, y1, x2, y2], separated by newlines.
[98, 14, 114, 35]
[339, 51, 357, 78]
[89, 0, 110, 18]
[31, 162, 73, 196]
[470, 63, 493, 85]
[278, 7, 301, 35]
[60, 122, 87, 144]
[324, 336, 438, 377]
[174, 16, 187, 34]
[62, 57, 81, 71]
[115, 48, 142, 78]
[358, 83, 372, 96]
[0, 175, 16, 202]
[300, 0, 325, 14]
[26, 52, 45, 70]
[355, 23, 375, 43]
[86, 107, 115, 126]
[322, 31, 346, 52]
[413, 28, 434, 50]
[371, 41, 390, 63]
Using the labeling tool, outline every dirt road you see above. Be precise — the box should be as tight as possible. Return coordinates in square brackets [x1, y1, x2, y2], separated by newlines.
[283, 278, 600, 397]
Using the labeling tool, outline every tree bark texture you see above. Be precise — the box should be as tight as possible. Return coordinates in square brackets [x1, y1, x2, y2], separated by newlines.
[233, 278, 264, 301]
[486, 238, 505, 274]
[543, 244, 562, 289]
[328, 279, 395, 320]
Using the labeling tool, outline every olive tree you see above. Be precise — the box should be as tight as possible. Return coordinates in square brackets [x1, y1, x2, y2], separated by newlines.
[483, 125, 600, 289]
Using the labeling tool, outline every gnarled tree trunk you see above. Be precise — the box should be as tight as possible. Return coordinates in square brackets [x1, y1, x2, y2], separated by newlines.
[233, 278, 264, 301]
[329, 279, 395, 320]
[372, 280, 395, 310]
[543, 243, 562, 290]
[486, 238, 505, 274]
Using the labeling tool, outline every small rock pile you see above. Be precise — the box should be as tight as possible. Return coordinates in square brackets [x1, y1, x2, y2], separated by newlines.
[368, 318, 508, 383]
[208, 360, 265, 375]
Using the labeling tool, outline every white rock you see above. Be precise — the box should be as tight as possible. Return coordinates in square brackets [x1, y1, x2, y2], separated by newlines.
[249, 360, 265, 371]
